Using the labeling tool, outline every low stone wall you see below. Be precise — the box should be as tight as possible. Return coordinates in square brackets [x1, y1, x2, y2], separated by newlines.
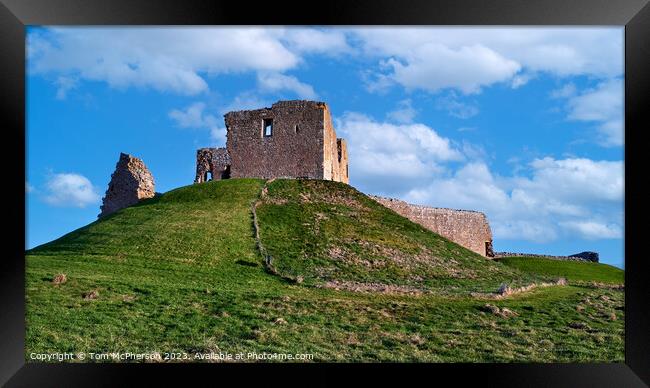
[371, 195, 493, 257]
[494, 252, 599, 263]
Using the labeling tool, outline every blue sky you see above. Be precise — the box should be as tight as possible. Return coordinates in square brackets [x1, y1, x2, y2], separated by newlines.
[25, 27, 624, 268]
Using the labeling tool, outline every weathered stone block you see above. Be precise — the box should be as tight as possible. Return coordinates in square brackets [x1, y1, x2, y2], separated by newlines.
[99, 153, 155, 217]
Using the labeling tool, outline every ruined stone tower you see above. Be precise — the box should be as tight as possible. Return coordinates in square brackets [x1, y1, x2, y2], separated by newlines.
[99, 153, 155, 218]
[195, 100, 349, 184]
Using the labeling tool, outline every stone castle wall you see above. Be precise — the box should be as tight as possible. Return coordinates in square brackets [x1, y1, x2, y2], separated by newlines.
[322, 105, 349, 184]
[323, 105, 337, 181]
[195, 100, 348, 183]
[494, 251, 599, 263]
[99, 153, 155, 217]
[371, 195, 494, 257]
[225, 100, 328, 180]
[337, 138, 349, 184]
[195, 147, 231, 183]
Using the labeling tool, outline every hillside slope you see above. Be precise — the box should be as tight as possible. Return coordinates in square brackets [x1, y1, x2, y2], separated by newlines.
[256, 179, 538, 294]
[25, 178, 624, 362]
[497, 256, 624, 285]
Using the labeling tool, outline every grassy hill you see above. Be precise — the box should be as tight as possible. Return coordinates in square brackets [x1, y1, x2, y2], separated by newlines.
[256, 179, 548, 294]
[26, 178, 624, 362]
[497, 256, 624, 285]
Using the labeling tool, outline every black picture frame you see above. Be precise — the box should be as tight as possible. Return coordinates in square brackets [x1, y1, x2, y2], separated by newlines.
[2, 0, 648, 386]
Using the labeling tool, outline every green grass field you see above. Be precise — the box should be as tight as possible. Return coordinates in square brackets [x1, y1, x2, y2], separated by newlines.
[25, 178, 624, 362]
[497, 257, 624, 284]
[257, 179, 542, 294]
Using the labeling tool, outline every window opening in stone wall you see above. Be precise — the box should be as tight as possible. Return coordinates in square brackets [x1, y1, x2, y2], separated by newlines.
[295, 124, 299, 134]
[346, 164, 349, 177]
[263, 119, 273, 137]
[205, 171, 212, 181]
[221, 165, 231, 179]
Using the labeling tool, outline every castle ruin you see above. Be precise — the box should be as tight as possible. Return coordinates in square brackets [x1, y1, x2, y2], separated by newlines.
[99, 153, 155, 218]
[195, 147, 231, 183]
[371, 196, 494, 257]
[195, 100, 349, 183]
[92, 103, 592, 262]
[193, 100, 498, 257]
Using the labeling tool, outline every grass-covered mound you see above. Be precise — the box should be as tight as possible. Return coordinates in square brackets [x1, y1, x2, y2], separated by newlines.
[25, 178, 624, 362]
[256, 179, 539, 294]
[497, 257, 624, 285]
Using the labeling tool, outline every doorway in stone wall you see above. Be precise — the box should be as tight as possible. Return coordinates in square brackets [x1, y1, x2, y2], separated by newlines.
[485, 241, 494, 257]
[221, 165, 231, 179]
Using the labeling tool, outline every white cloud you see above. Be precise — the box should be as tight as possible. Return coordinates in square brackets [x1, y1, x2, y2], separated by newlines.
[492, 220, 559, 242]
[281, 28, 351, 55]
[219, 92, 270, 115]
[566, 79, 623, 146]
[26, 182, 35, 193]
[361, 69, 395, 94]
[348, 27, 623, 149]
[29, 27, 623, 113]
[597, 119, 624, 147]
[511, 73, 534, 89]
[54, 76, 78, 100]
[525, 157, 623, 202]
[549, 79, 623, 147]
[169, 102, 226, 146]
[399, 157, 623, 243]
[406, 162, 509, 214]
[560, 220, 622, 239]
[384, 43, 521, 94]
[210, 126, 227, 145]
[436, 94, 479, 119]
[28, 27, 302, 96]
[461, 141, 488, 161]
[504, 29, 622, 77]
[351, 27, 622, 94]
[43, 173, 100, 207]
[402, 161, 568, 243]
[257, 72, 317, 99]
[567, 79, 622, 122]
[386, 99, 417, 123]
[169, 102, 214, 128]
[336, 114, 622, 242]
[550, 83, 577, 99]
[336, 113, 462, 194]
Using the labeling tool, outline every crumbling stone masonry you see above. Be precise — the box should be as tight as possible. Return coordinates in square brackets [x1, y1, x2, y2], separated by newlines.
[371, 196, 494, 257]
[194, 100, 349, 184]
[195, 147, 231, 183]
[335, 138, 349, 183]
[99, 153, 155, 218]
